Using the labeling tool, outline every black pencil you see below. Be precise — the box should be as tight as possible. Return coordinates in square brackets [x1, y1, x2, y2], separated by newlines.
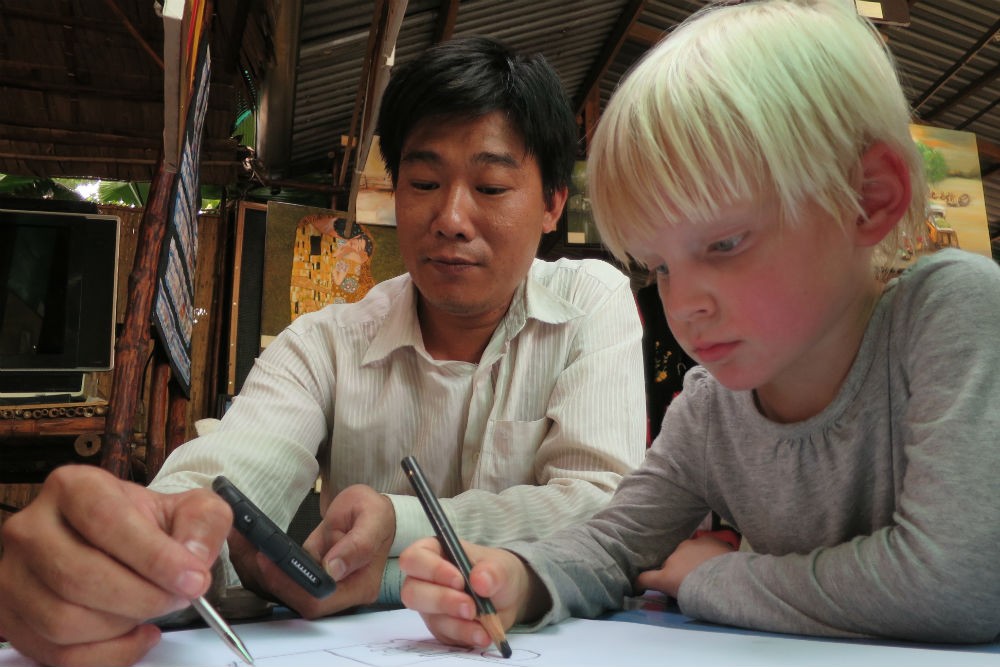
[401, 456, 512, 659]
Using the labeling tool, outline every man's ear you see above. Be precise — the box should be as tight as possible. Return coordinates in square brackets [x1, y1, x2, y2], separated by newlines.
[855, 141, 911, 247]
[541, 186, 569, 234]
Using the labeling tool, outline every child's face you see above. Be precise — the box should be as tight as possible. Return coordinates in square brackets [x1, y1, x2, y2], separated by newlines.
[628, 198, 879, 420]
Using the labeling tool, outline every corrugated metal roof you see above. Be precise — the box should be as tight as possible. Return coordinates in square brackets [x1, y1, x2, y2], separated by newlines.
[266, 0, 999, 241]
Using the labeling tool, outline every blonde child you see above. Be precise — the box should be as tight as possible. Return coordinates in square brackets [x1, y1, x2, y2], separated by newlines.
[399, 0, 1000, 645]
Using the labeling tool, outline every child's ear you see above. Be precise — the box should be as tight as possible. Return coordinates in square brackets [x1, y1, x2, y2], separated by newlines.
[855, 142, 911, 247]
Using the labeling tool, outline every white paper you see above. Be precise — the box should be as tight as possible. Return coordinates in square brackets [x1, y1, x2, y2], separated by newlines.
[1, 608, 998, 667]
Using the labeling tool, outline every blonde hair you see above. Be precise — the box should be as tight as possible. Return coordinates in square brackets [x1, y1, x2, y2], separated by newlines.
[589, 0, 927, 271]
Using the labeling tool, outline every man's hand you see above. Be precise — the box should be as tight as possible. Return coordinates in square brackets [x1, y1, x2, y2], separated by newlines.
[0, 465, 232, 667]
[399, 538, 546, 650]
[635, 534, 735, 598]
[229, 484, 396, 618]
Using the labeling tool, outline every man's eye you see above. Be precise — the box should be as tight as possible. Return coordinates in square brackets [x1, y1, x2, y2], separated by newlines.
[409, 180, 437, 191]
[653, 263, 669, 277]
[477, 185, 508, 195]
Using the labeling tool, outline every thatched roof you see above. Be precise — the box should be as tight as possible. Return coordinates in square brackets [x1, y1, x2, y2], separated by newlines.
[0, 1, 265, 186]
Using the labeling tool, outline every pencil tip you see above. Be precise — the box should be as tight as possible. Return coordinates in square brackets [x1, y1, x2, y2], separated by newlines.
[500, 639, 512, 659]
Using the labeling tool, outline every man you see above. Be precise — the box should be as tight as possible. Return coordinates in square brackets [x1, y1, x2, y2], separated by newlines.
[0, 36, 644, 667]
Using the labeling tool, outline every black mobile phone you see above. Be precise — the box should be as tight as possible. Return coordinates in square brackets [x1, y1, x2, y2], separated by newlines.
[211, 475, 337, 599]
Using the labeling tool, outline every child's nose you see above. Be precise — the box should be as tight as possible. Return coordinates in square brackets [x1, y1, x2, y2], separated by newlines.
[661, 275, 713, 322]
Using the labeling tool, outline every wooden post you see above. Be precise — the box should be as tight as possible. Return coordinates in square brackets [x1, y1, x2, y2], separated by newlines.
[145, 361, 171, 480]
[166, 393, 189, 459]
[101, 161, 176, 479]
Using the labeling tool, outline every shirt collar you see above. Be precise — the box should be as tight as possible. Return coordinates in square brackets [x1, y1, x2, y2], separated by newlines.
[362, 263, 586, 364]
[363, 280, 423, 364]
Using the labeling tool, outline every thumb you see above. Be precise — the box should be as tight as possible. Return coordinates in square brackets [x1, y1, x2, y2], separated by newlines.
[164, 489, 233, 568]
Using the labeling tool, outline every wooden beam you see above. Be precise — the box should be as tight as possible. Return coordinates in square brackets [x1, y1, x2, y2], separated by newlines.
[0, 152, 237, 168]
[339, 0, 407, 207]
[338, 0, 386, 188]
[580, 86, 600, 155]
[256, 0, 302, 177]
[912, 15, 1000, 113]
[573, 0, 648, 115]
[627, 22, 662, 48]
[0, 75, 162, 101]
[921, 60, 1000, 122]
[102, 0, 163, 70]
[432, 0, 460, 44]
[0, 121, 240, 151]
[0, 6, 134, 34]
[0, 152, 158, 166]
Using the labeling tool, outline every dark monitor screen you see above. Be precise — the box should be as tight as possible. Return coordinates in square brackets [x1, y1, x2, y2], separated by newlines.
[0, 208, 119, 373]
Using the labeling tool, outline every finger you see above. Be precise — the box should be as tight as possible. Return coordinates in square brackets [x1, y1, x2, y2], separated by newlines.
[3, 484, 190, 623]
[7, 623, 162, 667]
[227, 530, 280, 603]
[161, 487, 234, 567]
[254, 551, 316, 610]
[400, 573, 477, 620]
[250, 551, 365, 620]
[315, 486, 394, 581]
[635, 568, 667, 592]
[399, 538, 464, 590]
[0, 546, 185, 648]
[301, 525, 345, 564]
[420, 611, 493, 651]
[109, 485, 231, 598]
[51, 468, 217, 602]
[320, 522, 390, 583]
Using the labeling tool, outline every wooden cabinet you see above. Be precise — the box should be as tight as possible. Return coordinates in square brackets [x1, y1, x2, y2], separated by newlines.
[0, 400, 107, 481]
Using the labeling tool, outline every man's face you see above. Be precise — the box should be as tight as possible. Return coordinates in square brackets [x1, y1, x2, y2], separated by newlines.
[394, 112, 566, 324]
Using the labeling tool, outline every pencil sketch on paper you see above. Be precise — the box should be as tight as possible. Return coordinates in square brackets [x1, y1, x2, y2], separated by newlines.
[224, 638, 542, 667]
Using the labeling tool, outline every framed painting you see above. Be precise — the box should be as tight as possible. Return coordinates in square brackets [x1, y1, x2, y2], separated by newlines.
[564, 161, 602, 247]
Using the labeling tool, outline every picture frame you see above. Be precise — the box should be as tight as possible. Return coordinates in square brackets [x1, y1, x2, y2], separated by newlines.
[564, 160, 602, 247]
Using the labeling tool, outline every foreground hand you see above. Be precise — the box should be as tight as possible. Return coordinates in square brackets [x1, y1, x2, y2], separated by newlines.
[636, 534, 735, 598]
[229, 484, 395, 618]
[0, 465, 231, 667]
[399, 538, 546, 650]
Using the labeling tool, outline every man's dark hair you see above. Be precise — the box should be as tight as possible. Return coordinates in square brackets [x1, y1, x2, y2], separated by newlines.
[376, 36, 577, 206]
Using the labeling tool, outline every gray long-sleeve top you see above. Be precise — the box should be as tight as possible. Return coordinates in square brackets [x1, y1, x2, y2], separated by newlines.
[511, 249, 1000, 643]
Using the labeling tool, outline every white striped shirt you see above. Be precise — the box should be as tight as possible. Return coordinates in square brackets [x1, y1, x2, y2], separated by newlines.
[151, 257, 646, 599]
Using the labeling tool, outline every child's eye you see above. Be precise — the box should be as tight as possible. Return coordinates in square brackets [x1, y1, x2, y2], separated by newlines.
[411, 181, 438, 191]
[653, 263, 670, 277]
[709, 234, 745, 253]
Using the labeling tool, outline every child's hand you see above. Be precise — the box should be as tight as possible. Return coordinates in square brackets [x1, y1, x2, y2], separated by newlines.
[636, 534, 736, 598]
[400, 538, 543, 650]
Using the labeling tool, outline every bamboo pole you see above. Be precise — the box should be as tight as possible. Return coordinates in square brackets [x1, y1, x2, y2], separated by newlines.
[101, 159, 176, 479]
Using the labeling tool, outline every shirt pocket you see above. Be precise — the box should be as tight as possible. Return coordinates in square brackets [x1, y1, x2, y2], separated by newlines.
[474, 417, 549, 491]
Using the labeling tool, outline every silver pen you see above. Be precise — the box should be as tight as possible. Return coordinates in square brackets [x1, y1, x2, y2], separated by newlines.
[190, 595, 255, 665]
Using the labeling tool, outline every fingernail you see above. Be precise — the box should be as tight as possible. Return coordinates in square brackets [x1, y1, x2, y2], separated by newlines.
[184, 540, 211, 562]
[176, 569, 207, 598]
[325, 558, 347, 580]
[459, 602, 475, 620]
[167, 596, 192, 613]
[473, 629, 489, 646]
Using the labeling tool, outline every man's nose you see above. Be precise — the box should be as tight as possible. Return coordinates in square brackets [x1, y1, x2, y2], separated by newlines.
[430, 185, 477, 239]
